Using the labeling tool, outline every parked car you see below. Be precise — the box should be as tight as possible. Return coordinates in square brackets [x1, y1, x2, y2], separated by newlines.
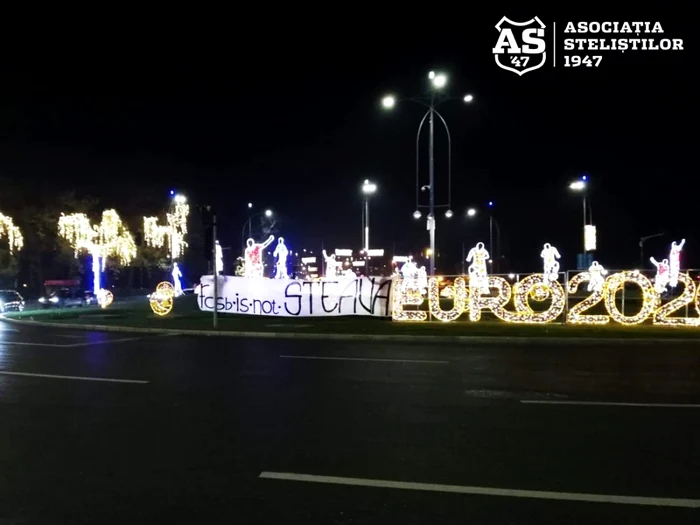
[38, 288, 89, 308]
[0, 290, 25, 313]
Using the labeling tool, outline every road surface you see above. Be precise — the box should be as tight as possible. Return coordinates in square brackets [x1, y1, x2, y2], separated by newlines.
[0, 319, 698, 523]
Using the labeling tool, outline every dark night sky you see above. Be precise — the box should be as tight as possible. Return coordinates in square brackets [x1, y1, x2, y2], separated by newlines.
[0, 16, 696, 273]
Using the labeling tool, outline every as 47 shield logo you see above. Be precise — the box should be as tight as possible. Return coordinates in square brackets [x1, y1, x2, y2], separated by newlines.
[493, 17, 546, 76]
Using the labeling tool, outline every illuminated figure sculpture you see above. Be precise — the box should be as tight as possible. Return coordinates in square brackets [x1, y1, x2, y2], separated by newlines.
[273, 237, 289, 279]
[245, 235, 274, 278]
[669, 239, 685, 288]
[416, 265, 428, 294]
[466, 242, 490, 293]
[172, 262, 183, 295]
[541, 243, 561, 282]
[322, 250, 341, 278]
[587, 261, 607, 293]
[215, 240, 223, 274]
[400, 257, 419, 292]
[650, 256, 670, 294]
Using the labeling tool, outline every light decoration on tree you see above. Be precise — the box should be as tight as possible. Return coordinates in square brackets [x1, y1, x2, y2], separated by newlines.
[244, 235, 274, 278]
[58, 210, 137, 303]
[0, 212, 23, 253]
[150, 281, 175, 316]
[603, 271, 658, 325]
[143, 195, 189, 260]
[668, 239, 685, 288]
[466, 242, 489, 293]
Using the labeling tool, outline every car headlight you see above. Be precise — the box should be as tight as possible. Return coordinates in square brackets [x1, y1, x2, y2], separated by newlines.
[49, 297, 59, 303]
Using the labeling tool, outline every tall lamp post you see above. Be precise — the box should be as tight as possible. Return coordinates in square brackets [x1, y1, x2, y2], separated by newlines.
[241, 208, 273, 252]
[382, 71, 474, 275]
[569, 175, 590, 254]
[465, 206, 501, 272]
[361, 180, 377, 251]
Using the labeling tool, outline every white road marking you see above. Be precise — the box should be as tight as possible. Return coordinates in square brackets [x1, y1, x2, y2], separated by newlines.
[1, 337, 142, 348]
[258, 472, 700, 508]
[0, 371, 148, 384]
[521, 400, 700, 408]
[64, 337, 142, 347]
[279, 355, 449, 364]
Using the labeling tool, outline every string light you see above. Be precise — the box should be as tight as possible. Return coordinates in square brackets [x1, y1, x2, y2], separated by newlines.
[391, 279, 427, 321]
[143, 198, 190, 259]
[468, 276, 511, 322]
[0, 212, 23, 253]
[567, 272, 609, 325]
[96, 289, 114, 309]
[245, 235, 275, 278]
[150, 281, 175, 316]
[653, 272, 699, 326]
[540, 243, 561, 282]
[499, 274, 566, 323]
[603, 271, 658, 325]
[428, 277, 466, 322]
[58, 210, 137, 295]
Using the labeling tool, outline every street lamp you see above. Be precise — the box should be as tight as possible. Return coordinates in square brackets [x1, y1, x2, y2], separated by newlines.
[569, 175, 589, 253]
[466, 208, 476, 217]
[247, 202, 253, 208]
[242, 208, 273, 252]
[361, 179, 377, 251]
[382, 70, 475, 275]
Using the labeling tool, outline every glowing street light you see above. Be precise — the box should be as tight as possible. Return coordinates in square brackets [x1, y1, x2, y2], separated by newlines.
[467, 208, 477, 217]
[382, 70, 475, 275]
[361, 179, 377, 250]
[569, 176, 591, 253]
[242, 208, 274, 251]
[247, 202, 253, 208]
[264, 209, 272, 217]
[382, 96, 396, 109]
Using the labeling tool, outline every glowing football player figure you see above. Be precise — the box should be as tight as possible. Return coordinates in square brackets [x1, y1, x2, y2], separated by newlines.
[273, 237, 289, 279]
[322, 250, 341, 278]
[587, 261, 607, 293]
[668, 239, 685, 288]
[541, 243, 561, 282]
[650, 256, 670, 294]
[400, 256, 419, 292]
[466, 242, 490, 293]
[416, 265, 428, 294]
[244, 235, 274, 278]
[171, 262, 183, 295]
[215, 240, 223, 274]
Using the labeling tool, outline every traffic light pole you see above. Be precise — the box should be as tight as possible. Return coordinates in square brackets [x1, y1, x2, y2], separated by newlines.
[212, 212, 218, 328]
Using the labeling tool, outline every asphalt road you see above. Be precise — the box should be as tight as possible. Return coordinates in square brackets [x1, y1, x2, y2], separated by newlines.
[0, 319, 699, 524]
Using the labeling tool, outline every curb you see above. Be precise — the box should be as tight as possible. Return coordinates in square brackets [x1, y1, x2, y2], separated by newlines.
[3, 316, 700, 345]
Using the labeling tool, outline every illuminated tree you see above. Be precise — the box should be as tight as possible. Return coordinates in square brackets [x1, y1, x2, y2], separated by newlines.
[0, 211, 23, 286]
[58, 209, 137, 295]
[143, 194, 189, 262]
[0, 212, 23, 253]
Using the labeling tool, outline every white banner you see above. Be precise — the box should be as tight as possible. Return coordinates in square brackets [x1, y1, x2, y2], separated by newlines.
[197, 275, 392, 317]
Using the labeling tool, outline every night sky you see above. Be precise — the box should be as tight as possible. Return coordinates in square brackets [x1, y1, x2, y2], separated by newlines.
[0, 16, 696, 273]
